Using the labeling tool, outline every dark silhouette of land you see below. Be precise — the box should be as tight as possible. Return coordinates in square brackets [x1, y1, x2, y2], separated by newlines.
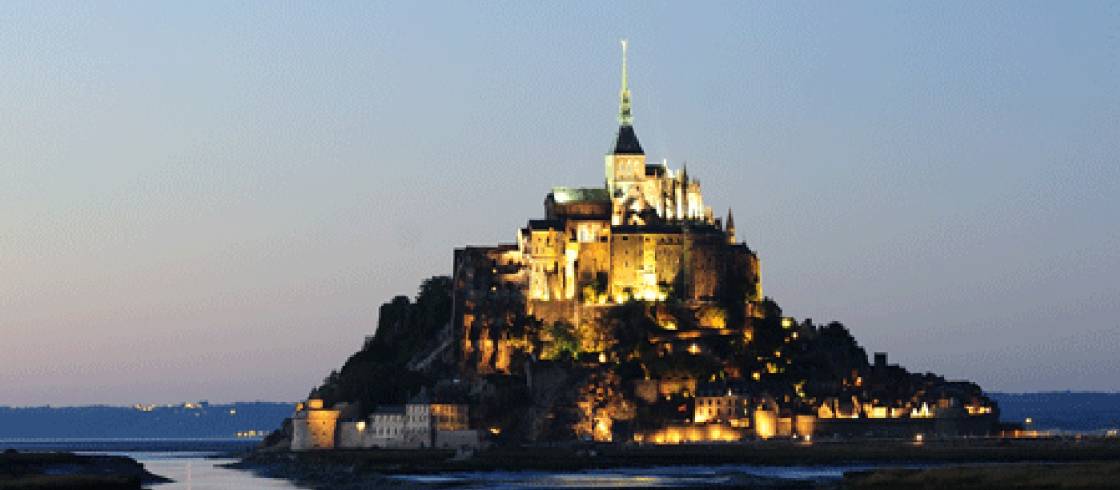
[0, 450, 168, 490]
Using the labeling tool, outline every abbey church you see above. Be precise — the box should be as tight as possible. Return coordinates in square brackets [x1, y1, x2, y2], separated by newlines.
[453, 42, 762, 374]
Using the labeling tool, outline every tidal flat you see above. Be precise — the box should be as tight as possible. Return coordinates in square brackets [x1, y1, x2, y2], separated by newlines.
[230, 437, 1120, 489]
[845, 462, 1120, 490]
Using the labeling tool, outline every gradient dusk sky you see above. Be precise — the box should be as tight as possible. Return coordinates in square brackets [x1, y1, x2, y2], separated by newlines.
[2, 1, 1117, 406]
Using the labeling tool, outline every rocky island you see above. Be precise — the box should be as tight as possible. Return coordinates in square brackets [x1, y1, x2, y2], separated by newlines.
[232, 46, 1043, 487]
[266, 43, 1000, 454]
[221, 39, 1120, 490]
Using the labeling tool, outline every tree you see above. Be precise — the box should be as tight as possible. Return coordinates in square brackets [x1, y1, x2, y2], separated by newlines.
[312, 276, 453, 415]
[543, 321, 580, 361]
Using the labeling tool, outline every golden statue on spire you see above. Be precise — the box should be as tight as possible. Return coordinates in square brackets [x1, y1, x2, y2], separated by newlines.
[618, 39, 633, 127]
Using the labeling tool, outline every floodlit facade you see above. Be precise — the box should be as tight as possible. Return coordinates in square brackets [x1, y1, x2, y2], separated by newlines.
[289, 398, 479, 450]
[454, 41, 763, 374]
[290, 399, 341, 451]
[693, 386, 751, 426]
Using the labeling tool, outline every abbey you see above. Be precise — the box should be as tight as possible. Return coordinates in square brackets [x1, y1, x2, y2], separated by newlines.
[453, 42, 761, 374]
[284, 43, 999, 450]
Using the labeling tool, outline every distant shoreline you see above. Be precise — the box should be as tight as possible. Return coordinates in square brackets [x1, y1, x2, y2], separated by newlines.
[0, 402, 292, 441]
[0, 438, 259, 456]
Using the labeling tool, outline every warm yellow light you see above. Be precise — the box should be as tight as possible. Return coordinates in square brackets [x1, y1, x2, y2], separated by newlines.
[914, 433, 924, 443]
[356, 421, 366, 432]
[594, 418, 613, 442]
[754, 410, 777, 439]
[911, 402, 934, 418]
[1025, 417, 1033, 425]
[752, 372, 761, 381]
[687, 344, 701, 355]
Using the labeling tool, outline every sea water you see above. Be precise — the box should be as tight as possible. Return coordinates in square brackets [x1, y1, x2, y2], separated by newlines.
[0, 439, 306, 489]
[0, 439, 920, 489]
[132, 453, 307, 490]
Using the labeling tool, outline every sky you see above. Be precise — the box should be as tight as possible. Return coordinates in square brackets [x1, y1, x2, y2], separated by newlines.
[1, 1, 1118, 406]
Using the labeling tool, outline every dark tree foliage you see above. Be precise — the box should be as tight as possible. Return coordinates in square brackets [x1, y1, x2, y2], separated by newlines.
[545, 321, 580, 361]
[313, 276, 453, 416]
[605, 300, 658, 359]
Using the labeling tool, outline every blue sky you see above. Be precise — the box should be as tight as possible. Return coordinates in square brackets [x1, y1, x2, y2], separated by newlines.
[1, 1, 1117, 405]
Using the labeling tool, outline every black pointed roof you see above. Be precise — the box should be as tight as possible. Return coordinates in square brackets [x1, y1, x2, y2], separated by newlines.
[612, 125, 644, 155]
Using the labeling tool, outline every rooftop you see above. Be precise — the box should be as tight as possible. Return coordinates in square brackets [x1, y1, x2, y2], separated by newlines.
[612, 125, 644, 155]
[550, 187, 610, 204]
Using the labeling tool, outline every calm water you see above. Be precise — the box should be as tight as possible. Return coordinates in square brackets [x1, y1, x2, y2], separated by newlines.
[145, 459, 882, 489]
[383, 464, 892, 489]
[0, 439, 919, 489]
[0, 439, 306, 489]
[132, 453, 307, 490]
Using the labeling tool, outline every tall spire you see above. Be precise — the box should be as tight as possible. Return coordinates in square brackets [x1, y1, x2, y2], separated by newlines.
[618, 39, 633, 127]
[610, 39, 643, 155]
[726, 208, 737, 244]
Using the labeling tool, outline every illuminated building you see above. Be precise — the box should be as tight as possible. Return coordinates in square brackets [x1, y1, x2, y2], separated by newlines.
[635, 424, 743, 444]
[290, 398, 341, 451]
[453, 41, 762, 374]
[293, 394, 478, 451]
[693, 383, 751, 426]
[439, 42, 1001, 443]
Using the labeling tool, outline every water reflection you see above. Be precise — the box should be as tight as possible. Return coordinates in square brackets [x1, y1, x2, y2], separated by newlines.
[387, 464, 883, 489]
[138, 456, 308, 490]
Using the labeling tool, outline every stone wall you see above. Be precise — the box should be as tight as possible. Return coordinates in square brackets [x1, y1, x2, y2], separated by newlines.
[435, 430, 481, 449]
[290, 406, 340, 451]
[336, 421, 366, 449]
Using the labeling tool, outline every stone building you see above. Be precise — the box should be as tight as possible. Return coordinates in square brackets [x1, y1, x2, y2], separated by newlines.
[290, 399, 340, 451]
[289, 396, 478, 450]
[452, 41, 763, 375]
[367, 405, 405, 448]
[693, 383, 751, 426]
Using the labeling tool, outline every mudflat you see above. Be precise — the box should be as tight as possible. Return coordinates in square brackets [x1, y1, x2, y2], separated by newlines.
[845, 461, 1120, 489]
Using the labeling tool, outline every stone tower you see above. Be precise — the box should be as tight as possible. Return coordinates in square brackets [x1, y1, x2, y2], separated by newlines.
[605, 39, 647, 218]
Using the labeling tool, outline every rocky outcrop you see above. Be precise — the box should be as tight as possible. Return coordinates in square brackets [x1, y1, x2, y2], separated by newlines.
[0, 450, 170, 489]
